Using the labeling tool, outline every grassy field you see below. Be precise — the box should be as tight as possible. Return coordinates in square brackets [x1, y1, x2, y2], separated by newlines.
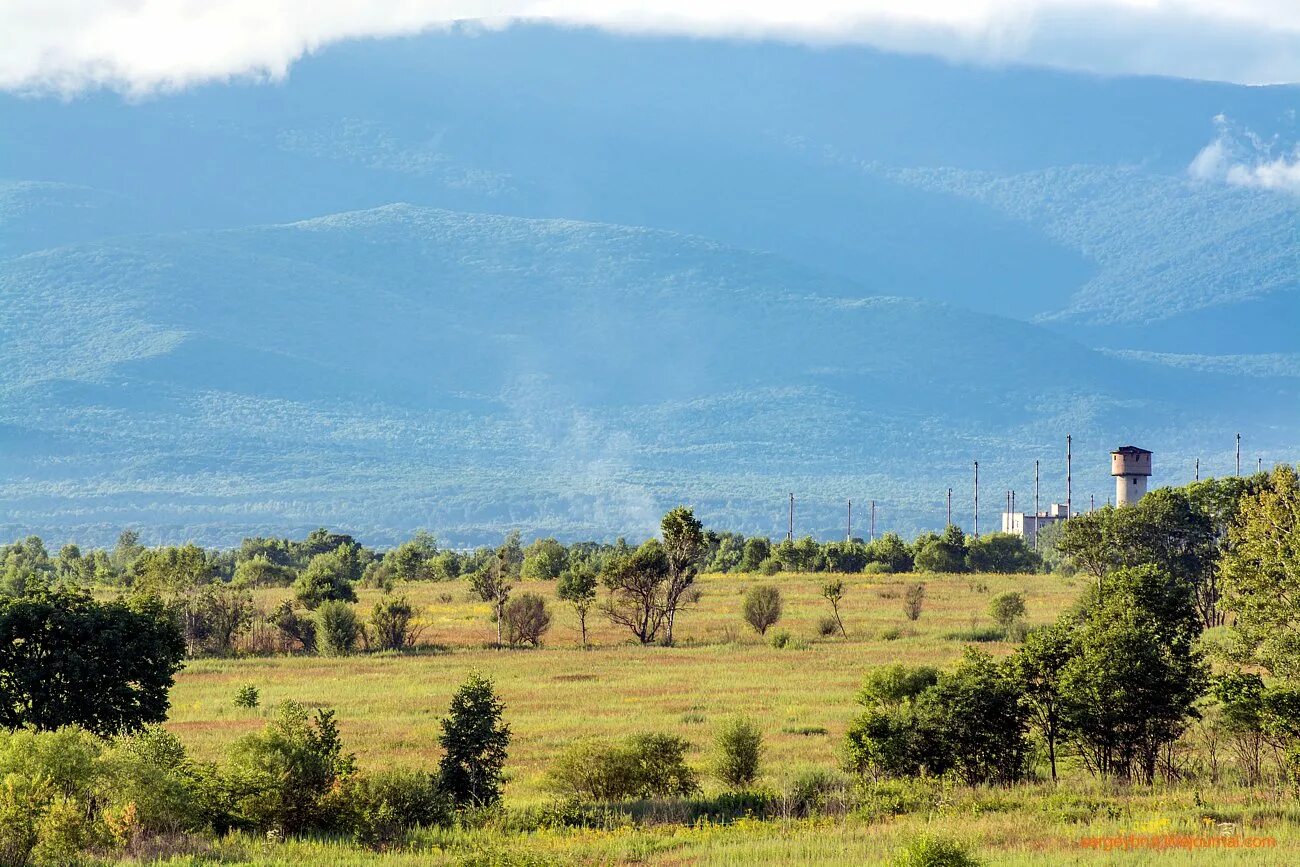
[154, 571, 1300, 865]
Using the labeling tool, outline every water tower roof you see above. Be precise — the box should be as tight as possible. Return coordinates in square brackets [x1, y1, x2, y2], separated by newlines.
[1113, 445, 1152, 455]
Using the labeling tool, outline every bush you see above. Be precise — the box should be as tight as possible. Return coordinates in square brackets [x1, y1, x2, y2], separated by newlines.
[988, 592, 1027, 637]
[768, 629, 793, 649]
[233, 684, 260, 708]
[817, 616, 839, 637]
[782, 767, 848, 817]
[502, 593, 552, 647]
[903, 583, 926, 621]
[268, 600, 317, 652]
[862, 561, 895, 574]
[316, 601, 361, 656]
[892, 835, 984, 867]
[344, 769, 453, 847]
[741, 585, 783, 635]
[758, 557, 781, 576]
[548, 733, 699, 801]
[714, 716, 763, 790]
[293, 545, 360, 610]
[369, 595, 423, 652]
[224, 701, 356, 834]
[857, 665, 940, 707]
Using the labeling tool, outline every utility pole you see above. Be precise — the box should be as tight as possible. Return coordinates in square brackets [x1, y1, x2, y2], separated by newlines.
[1066, 434, 1073, 519]
[1091, 493, 1095, 513]
[787, 493, 794, 542]
[973, 461, 980, 537]
[1258, 457, 1263, 474]
[1033, 460, 1040, 550]
[1236, 433, 1241, 477]
[870, 500, 876, 542]
[1195, 457, 1200, 482]
[1011, 489, 1016, 518]
[846, 499, 852, 542]
[946, 488, 952, 527]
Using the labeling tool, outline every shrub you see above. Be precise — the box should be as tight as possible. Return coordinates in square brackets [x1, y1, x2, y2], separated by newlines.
[268, 600, 316, 653]
[782, 767, 848, 817]
[293, 546, 360, 610]
[369, 595, 423, 652]
[892, 835, 984, 867]
[817, 616, 839, 637]
[224, 701, 356, 834]
[548, 733, 699, 801]
[903, 583, 926, 621]
[439, 673, 510, 809]
[502, 593, 552, 647]
[758, 557, 781, 576]
[862, 561, 894, 574]
[233, 684, 260, 708]
[741, 585, 783, 635]
[768, 629, 793, 649]
[714, 716, 763, 790]
[988, 592, 1027, 637]
[881, 627, 903, 641]
[344, 769, 453, 847]
[857, 665, 940, 707]
[316, 601, 361, 656]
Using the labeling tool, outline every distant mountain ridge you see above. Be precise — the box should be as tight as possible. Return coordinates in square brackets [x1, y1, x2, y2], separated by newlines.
[1, 26, 1297, 544]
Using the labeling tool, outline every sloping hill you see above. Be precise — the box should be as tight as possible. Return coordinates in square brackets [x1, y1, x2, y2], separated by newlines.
[1, 204, 1292, 545]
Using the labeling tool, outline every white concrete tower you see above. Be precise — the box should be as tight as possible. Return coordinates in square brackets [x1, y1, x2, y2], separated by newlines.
[1111, 445, 1152, 506]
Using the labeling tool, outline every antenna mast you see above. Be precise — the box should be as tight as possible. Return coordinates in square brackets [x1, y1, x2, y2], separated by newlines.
[1066, 434, 1073, 519]
[973, 461, 980, 536]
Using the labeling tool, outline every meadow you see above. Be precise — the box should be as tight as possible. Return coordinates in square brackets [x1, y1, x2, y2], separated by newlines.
[152, 571, 1300, 865]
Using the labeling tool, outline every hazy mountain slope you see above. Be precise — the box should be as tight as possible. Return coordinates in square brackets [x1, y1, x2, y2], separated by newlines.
[1, 205, 1293, 545]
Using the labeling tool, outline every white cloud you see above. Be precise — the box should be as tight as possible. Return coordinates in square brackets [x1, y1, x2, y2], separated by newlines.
[4, 1, 1300, 95]
[1189, 117, 1300, 195]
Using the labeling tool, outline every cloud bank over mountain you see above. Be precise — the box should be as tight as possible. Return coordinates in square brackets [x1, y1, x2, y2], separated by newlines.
[5, 0, 1300, 94]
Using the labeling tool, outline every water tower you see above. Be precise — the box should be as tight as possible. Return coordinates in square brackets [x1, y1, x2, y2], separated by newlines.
[1111, 445, 1152, 506]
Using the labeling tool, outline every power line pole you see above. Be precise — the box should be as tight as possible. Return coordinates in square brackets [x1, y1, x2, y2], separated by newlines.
[1091, 493, 1095, 513]
[1195, 457, 1199, 482]
[870, 500, 876, 542]
[1236, 433, 1241, 477]
[787, 493, 794, 542]
[946, 487, 952, 528]
[973, 461, 980, 537]
[1012, 489, 1016, 519]
[846, 499, 852, 542]
[1034, 460, 1040, 550]
[1066, 434, 1073, 519]
[1258, 456, 1263, 474]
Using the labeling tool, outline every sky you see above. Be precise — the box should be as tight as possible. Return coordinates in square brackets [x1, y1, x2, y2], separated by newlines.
[3, 0, 1300, 95]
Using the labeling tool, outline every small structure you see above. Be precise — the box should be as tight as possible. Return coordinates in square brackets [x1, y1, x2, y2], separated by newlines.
[1111, 445, 1152, 506]
[1001, 503, 1071, 544]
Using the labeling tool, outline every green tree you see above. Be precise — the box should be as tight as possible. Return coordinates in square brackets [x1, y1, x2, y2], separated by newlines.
[1222, 465, 1300, 678]
[386, 531, 441, 583]
[914, 526, 968, 574]
[714, 716, 763, 790]
[557, 567, 598, 646]
[293, 545, 360, 610]
[602, 541, 670, 644]
[920, 649, 1030, 785]
[469, 548, 514, 649]
[988, 591, 1027, 637]
[738, 537, 771, 572]
[966, 534, 1041, 574]
[1009, 624, 1073, 780]
[821, 579, 847, 637]
[315, 601, 361, 656]
[741, 584, 783, 635]
[865, 533, 914, 573]
[502, 592, 552, 646]
[0, 590, 185, 734]
[660, 507, 705, 645]
[520, 538, 568, 581]
[1060, 565, 1208, 783]
[438, 673, 510, 808]
[232, 555, 295, 588]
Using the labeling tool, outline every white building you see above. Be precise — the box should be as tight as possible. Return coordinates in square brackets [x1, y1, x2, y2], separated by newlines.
[1001, 503, 1071, 544]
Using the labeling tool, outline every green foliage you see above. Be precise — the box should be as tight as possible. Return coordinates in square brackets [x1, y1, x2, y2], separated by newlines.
[502, 593, 552, 647]
[369, 594, 422, 651]
[741, 584, 782, 635]
[1222, 465, 1300, 677]
[892, 835, 984, 867]
[233, 683, 260, 708]
[922, 649, 1030, 785]
[602, 541, 670, 645]
[821, 579, 847, 637]
[548, 733, 699, 801]
[737, 537, 771, 573]
[343, 769, 453, 847]
[316, 601, 361, 656]
[914, 526, 968, 574]
[0, 589, 185, 734]
[556, 567, 598, 645]
[966, 534, 1041, 574]
[224, 700, 356, 834]
[856, 665, 940, 708]
[232, 555, 295, 588]
[866, 533, 915, 573]
[439, 673, 510, 809]
[714, 716, 763, 790]
[768, 629, 793, 649]
[988, 591, 1027, 635]
[758, 557, 781, 576]
[294, 545, 360, 609]
[1009, 624, 1073, 780]
[387, 531, 441, 583]
[520, 538, 568, 581]
[268, 599, 316, 652]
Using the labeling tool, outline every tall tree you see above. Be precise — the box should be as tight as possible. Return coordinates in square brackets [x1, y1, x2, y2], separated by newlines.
[659, 507, 704, 645]
[602, 541, 670, 644]
[438, 673, 510, 808]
